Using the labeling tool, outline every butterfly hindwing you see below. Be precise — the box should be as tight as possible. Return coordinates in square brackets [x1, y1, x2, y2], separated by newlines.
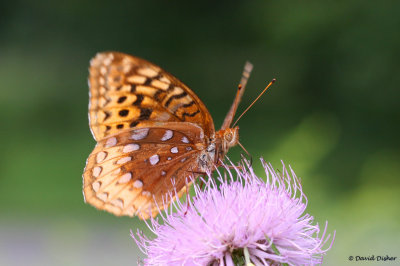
[88, 52, 215, 141]
[83, 122, 205, 218]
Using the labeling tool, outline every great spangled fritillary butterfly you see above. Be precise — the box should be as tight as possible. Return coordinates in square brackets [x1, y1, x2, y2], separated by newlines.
[82, 52, 256, 219]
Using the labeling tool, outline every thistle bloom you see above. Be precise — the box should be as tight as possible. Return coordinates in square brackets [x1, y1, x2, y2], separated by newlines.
[133, 159, 335, 265]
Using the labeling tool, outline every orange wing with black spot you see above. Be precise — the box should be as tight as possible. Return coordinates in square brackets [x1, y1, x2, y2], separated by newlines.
[88, 52, 215, 141]
[84, 52, 216, 219]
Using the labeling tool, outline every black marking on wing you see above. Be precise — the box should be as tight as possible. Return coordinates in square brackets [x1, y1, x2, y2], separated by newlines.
[154, 90, 166, 102]
[133, 94, 144, 106]
[119, 109, 129, 117]
[165, 92, 188, 107]
[118, 96, 127, 103]
[139, 108, 153, 120]
[104, 111, 111, 121]
[182, 101, 195, 108]
[130, 121, 139, 128]
[182, 109, 200, 120]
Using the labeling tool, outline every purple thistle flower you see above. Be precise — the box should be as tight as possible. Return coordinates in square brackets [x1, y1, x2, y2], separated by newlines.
[133, 159, 335, 265]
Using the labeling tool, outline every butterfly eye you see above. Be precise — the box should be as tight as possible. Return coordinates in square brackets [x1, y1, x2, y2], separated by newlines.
[224, 132, 233, 142]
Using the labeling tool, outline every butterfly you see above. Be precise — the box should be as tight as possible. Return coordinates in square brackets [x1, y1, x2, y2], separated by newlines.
[82, 52, 267, 219]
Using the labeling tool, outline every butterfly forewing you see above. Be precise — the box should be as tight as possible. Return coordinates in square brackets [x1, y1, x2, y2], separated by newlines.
[88, 52, 214, 141]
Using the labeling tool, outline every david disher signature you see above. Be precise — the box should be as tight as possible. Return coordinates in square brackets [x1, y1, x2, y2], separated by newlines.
[349, 255, 397, 261]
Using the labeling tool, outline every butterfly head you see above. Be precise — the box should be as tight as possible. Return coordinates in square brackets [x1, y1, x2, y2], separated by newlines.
[218, 126, 239, 155]
[209, 126, 239, 168]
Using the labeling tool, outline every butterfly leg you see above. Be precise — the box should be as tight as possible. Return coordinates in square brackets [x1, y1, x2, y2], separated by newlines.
[186, 170, 208, 191]
[182, 170, 208, 216]
[183, 181, 191, 216]
[225, 164, 245, 171]
[185, 170, 208, 176]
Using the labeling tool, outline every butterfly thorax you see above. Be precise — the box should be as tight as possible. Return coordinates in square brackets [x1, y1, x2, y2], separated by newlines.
[197, 126, 239, 172]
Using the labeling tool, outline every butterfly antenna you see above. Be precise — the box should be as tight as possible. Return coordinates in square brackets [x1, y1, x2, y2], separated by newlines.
[221, 61, 254, 130]
[232, 78, 276, 127]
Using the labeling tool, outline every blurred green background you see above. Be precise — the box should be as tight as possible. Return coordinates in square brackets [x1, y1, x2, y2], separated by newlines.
[1, 1, 399, 265]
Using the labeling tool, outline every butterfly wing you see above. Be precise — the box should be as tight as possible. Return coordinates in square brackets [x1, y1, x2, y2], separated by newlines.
[85, 52, 216, 218]
[88, 52, 215, 141]
[83, 122, 207, 219]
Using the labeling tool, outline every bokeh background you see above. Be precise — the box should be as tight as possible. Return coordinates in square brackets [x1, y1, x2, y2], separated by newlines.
[1, 1, 399, 265]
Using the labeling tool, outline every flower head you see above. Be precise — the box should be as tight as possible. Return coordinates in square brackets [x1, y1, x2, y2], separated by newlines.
[133, 159, 335, 265]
